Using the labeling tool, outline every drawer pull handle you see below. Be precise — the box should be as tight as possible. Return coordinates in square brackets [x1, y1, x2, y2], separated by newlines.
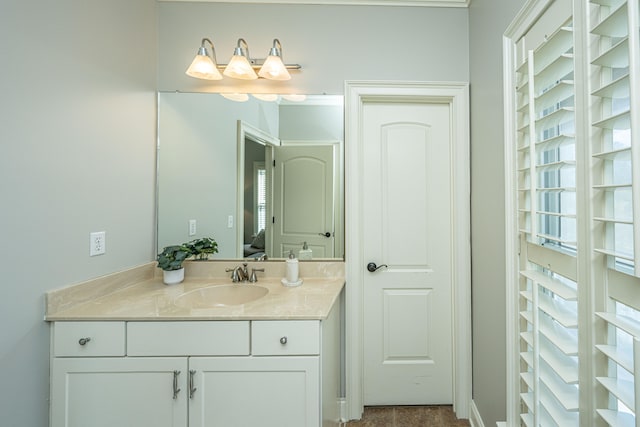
[173, 370, 181, 399]
[78, 337, 91, 346]
[189, 370, 197, 399]
[280, 336, 288, 345]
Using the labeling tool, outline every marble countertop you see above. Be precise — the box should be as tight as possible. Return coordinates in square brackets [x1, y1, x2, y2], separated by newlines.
[45, 261, 345, 321]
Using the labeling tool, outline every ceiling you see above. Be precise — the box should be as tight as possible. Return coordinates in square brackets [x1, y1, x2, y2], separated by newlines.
[158, 0, 469, 7]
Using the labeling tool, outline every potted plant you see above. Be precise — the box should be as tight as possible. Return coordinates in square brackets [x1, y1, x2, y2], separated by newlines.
[157, 244, 191, 285]
[185, 237, 218, 260]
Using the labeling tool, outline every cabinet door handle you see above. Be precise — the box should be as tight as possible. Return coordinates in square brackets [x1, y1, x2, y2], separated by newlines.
[189, 370, 197, 399]
[173, 370, 181, 399]
[280, 336, 288, 345]
[78, 337, 91, 346]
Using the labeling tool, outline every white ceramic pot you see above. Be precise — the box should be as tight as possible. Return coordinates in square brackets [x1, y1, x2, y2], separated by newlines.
[163, 268, 185, 285]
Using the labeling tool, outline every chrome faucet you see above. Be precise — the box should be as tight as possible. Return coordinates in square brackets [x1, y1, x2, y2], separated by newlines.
[226, 263, 249, 282]
[249, 268, 265, 283]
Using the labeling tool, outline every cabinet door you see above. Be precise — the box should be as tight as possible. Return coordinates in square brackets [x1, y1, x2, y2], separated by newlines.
[189, 357, 320, 427]
[51, 357, 188, 427]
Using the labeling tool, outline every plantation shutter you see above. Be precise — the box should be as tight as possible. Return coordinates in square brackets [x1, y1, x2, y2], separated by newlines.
[591, 0, 640, 423]
[514, 2, 580, 424]
[507, 0, 640, 424]
[254, 162, 267, 233]
[590, 0, 638, 274]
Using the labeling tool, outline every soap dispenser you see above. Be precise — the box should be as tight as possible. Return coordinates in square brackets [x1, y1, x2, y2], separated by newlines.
[283, 250, 301, 286]
[298, 242, 313, 260]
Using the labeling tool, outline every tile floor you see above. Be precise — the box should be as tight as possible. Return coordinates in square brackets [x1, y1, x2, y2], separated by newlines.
[340, 406, 471, 427]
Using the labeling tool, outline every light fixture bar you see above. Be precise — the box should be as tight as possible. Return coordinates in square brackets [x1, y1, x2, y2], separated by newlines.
[216, 63, 302, 70]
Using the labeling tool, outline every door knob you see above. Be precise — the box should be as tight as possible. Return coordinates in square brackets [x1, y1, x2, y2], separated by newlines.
[367, 262, 388, 272]
[319, 232, 331, 238]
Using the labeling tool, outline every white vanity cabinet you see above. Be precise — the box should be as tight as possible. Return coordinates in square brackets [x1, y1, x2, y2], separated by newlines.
[188, 356, 319, 427]
[50, 304, 341, 427]
[51, 356, 188, 427]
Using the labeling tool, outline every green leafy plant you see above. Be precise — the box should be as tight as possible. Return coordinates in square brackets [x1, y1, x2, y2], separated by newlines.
[157, 245, 191, 271]
[185, 237, 219, 260]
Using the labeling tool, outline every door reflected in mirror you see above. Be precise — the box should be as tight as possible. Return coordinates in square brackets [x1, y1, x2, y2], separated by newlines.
[157, 92, 344, 260]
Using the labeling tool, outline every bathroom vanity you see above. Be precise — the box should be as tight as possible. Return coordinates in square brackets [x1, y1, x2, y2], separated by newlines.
[46, 262, 344, 427]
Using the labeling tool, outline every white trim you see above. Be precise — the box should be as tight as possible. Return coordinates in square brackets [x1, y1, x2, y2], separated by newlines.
[629, 0, 640, 276]
[503, 0, 555, 42]
[469, 400, 486, 427]
[344, 80, 471, 420]
[236, 121, 280, 258]
[502, 2, 558, 424]
[338, 398, 348, 422]
[158, 0, 470, 7]
[502, 32, 521, 427]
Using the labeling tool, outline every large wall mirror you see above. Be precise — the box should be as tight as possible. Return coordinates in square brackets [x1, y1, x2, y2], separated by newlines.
[157, 92, 344, 260]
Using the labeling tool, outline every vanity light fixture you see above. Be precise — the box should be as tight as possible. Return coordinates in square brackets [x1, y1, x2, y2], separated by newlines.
[185, 38, 223, 80]
[186, 38, 301, 82]
[223, 38, 258, 80]
[257, 39, 291, 80]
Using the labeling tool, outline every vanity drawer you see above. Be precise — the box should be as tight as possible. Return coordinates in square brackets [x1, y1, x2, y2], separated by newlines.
[251, 320, 320, 356]
[53, 321, 125, 357]
[127, 321, 250, 356]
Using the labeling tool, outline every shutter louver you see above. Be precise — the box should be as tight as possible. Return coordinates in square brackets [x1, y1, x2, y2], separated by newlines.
[590, 0, 636, 273]
[515, 14, 579, 426]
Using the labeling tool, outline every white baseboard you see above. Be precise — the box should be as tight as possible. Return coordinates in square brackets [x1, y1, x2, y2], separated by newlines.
[338, 398, 348, 422]
[469, 400, 485, 427]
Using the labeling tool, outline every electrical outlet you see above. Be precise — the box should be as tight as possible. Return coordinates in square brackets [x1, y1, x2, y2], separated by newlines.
[90, 231, 106, 256]
[227, 215, 233, 228]
[189, 219, 197, 236]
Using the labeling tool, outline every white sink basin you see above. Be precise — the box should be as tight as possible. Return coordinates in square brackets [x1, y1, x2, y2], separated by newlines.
[174, 284, 269, 308]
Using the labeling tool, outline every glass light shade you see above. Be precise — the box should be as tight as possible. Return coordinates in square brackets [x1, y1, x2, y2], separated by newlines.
[281, 94, 307, 102]
[220, 93, 249, 102]
[258, 55, 291, 80]
[252, 94, 279, 102]
[223, 55, 258, 80]
[185, 54, 222, 80]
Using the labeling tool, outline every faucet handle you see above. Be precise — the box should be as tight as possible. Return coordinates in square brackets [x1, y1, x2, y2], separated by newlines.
[250, 268, 265, 283]
[225, 268, 240, 282]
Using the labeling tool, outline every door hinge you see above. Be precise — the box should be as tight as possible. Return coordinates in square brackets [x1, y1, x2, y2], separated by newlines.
[273, 159, 276, 167]
[272, 216, 275, 224]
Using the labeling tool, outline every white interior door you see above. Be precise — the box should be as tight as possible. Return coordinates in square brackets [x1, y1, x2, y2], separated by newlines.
[272, 145, 336, 258]
[362, 101, 454, 405]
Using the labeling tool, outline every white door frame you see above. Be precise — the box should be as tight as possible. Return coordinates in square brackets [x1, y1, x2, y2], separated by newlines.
[236, 120, 280, 258]
[344, 81, 471, 420]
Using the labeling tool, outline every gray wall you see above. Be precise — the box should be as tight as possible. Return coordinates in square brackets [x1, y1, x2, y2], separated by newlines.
[279, 104, 344, 141]
[158, 2, 469, 93]
[0, 1, 157, 426]
[468, 0, 527, 425]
